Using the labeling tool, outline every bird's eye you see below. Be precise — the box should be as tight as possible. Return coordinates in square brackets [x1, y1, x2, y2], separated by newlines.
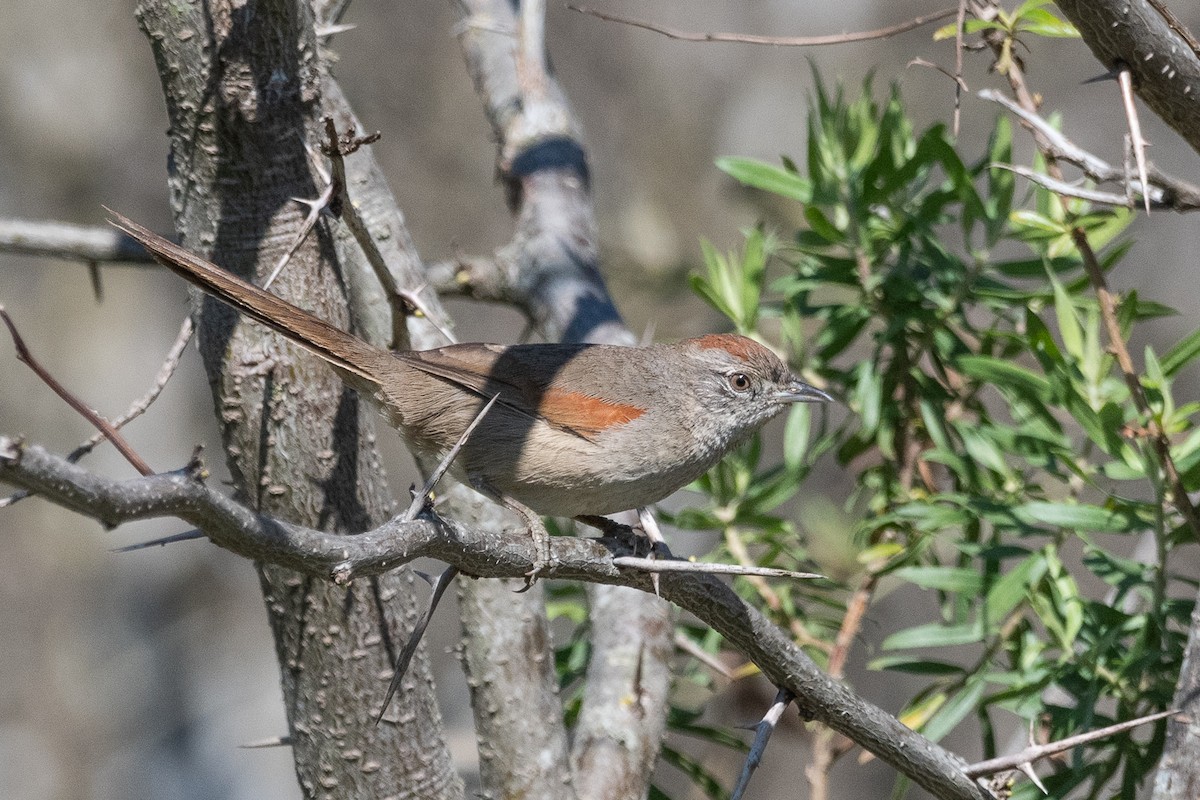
[727, 373, 752, 393]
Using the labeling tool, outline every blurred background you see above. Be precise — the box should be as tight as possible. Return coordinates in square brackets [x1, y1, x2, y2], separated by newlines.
[2, 1, 1199, 798]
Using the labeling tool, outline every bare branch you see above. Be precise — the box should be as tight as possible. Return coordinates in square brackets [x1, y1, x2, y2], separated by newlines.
[2, 316, 193, 509]
[0, 434, 993, 799]
[567, 5, 960, 48]
[731, 689, 793, 800]
[965, 709, 1179, 779]
[0, 217, 155, 263]
[0, 308, 153, 476]
[979, 89, 1200, 211]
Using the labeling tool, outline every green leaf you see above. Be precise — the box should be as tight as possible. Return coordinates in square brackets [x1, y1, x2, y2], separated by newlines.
[868, 656, 966, 676]
[716, 156, 812, 202]
[984, 553, 1046, 625]
[920, 678, 988, 742]
[659, 745, 732, 800]
[1049, 271, 1084, 359]
[1160, 327, 1200, 377]
[804, 206, 844, 243]
[783, 403, 812, 472]
[1011, 501, 1139, 532]
[1016, 8, 1080, 38]
[893, 566, 983, 594]
[956, 355, 1051, 400]
[883, 621, 983, 650]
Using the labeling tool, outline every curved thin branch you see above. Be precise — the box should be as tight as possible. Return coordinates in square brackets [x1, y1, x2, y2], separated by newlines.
[568, 5, 960, 47]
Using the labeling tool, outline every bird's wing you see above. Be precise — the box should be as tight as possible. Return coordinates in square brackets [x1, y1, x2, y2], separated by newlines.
[395, 343, 641, 441]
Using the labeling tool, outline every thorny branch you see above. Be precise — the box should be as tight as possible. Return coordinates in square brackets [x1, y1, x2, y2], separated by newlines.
[0, 434, 993, 800]
[974, 8, 1200, 544]
[0, 217, 155, 264]
[1, 308, 153, 476]
[1, 316, 193, 509]
[979, 89, 1200, 211]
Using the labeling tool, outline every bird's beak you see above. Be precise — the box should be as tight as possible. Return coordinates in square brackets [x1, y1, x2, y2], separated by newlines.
[777, 379, 833, 404]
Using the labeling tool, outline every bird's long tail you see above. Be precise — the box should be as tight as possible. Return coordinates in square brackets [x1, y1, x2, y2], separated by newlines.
[107, 209, 388, 386]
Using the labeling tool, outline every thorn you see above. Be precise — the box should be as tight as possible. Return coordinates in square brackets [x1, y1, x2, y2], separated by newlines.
[1116, 66, 1151, 213]
[111, 529, 206, 552]
[88, 261, 104, 301]
[1081, 68, 1121, 85]
[239, 735, 292, 749]
[1018, 762, 1047, 795]
[402, 393, 499, 522]
[375, 566, 459, 725]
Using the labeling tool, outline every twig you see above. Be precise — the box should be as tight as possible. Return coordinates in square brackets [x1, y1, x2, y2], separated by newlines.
[375, 566, 459, 725]
[954, 0, 968, 136]
[402, 393, 499, 521]
[992, 164, 1171, 208]
[262, 141, 337, 289]
[239, 735, 293, 749]
[1, 316, 193, 508]
[723, 524, 832, 653]
[1116, 66, 1151, 213]
[1072, 229, 1200, 539]
[319, 117, 456, 347]
[964, 709, 1178, 778]
[674, 631, 736, 680]
[0, 218, 156, 263]
[731, 689, 794, 800]
[908, 58, 970, 92]
[612, 556, 822, 581]
[112, 529, 206, 552]
[979, 89, 1200, 210]
[568, 5, 960, 48]
[0, 307, 153, 476]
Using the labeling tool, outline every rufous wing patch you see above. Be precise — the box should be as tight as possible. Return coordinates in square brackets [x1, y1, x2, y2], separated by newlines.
[538, 388, 645, 440]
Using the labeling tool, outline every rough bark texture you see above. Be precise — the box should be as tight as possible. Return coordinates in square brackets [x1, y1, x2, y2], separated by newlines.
[133, 2, 461, 797]
[456, 565, 577, 800]
[571, 583, 673, 800]
[450, 2, 675, 797]
[1055, 0, 1200, 155]
[1153, 595, 1200, 800]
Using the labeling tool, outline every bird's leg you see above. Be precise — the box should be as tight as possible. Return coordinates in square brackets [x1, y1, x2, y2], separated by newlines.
[576, 510, 670, 596]
[575, 514, 640, 551]
[471, 477, 552, 585]
[636, 507, 673, 559]
[504, 495, 552, 587]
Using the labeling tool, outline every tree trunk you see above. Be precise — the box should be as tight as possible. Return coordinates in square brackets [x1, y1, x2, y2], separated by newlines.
[133, 1, 462, 797]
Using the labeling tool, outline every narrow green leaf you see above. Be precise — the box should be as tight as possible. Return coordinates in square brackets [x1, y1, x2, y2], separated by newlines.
[868, 656, 966, 676]
[1011, 501, 1138, 532]
[783, 402, 812, 472]
[1049, 272, 1084, 358]
[956, 355, 1051, 400]
[716, 156, 812, 202]
[921, 678, 988, 742]
[984, 553, 1046, 625]
[894, 566, 983, 594]
[1160, 327, 1200, 377]
[883, 621, 983, 650]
